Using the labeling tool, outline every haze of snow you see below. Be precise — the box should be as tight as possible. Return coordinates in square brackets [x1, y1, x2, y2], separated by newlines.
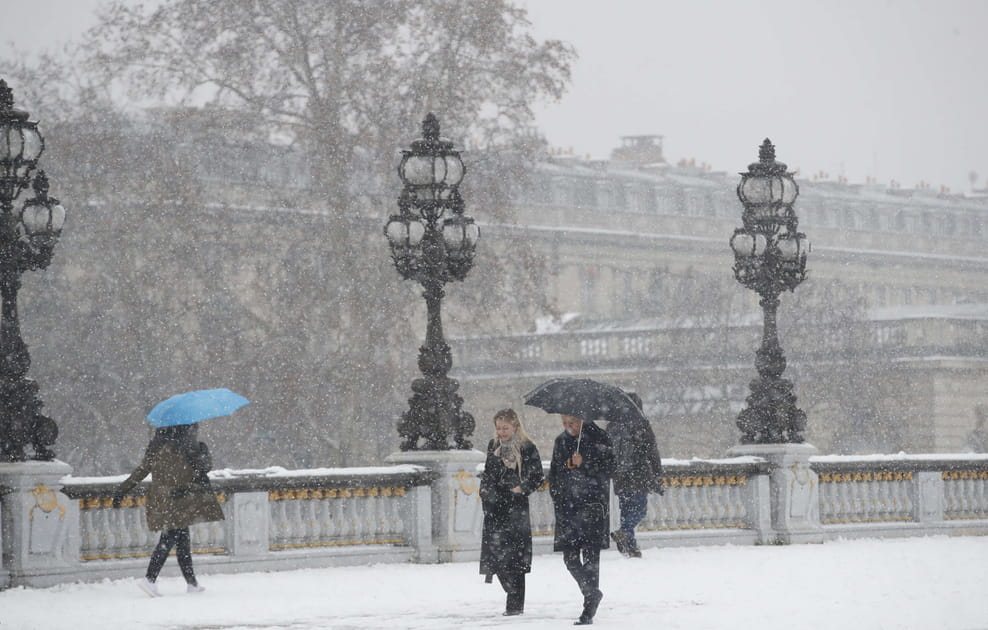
[2, 536, 986, 630]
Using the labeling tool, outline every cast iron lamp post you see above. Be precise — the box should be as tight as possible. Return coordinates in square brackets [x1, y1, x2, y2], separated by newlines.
[729, 139, 809, 444]
[0, 79, 65, 461]
[385, 113, 479, 450]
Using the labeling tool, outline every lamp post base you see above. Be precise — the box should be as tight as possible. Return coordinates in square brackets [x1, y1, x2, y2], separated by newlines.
[0, 459, 80, 587]
[386, 449, 485, 563]
[726, 443, 823, 544]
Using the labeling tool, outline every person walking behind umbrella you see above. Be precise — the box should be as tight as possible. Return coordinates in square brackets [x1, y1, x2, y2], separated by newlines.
[113, 422, 224, 597]
[607, 392, 663, 558]
[548, 414, 615, 625]
[479, 409, 544, 616]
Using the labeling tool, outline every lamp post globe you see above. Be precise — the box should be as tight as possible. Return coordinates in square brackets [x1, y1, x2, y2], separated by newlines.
[730, 139, 809, 444]
[386, 113, 478, 450]
[0, 79, 66, 461]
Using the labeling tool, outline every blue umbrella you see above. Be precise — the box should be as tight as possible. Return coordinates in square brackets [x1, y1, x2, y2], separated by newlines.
[146, 388, 250, 428]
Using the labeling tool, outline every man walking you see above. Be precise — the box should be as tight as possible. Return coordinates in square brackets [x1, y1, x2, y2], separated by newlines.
[608, 392, 663, 558]
[548, 413, 615, 625]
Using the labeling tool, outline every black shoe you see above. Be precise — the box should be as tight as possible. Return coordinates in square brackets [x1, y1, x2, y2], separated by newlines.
[610, 530, 629, 556]
[503, 610, 523, 617]
[580, 588, 603, 621]
[628, 540, 642, 558]
[574, 615, 593, 625]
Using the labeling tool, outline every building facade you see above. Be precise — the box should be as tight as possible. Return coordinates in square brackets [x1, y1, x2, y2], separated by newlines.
[453, 137, 988, 459]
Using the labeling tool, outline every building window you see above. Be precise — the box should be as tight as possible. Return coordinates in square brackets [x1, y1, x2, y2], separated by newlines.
[580, 338, 608, 357]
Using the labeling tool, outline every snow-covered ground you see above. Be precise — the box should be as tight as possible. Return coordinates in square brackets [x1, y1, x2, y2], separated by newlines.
[2, 536, 986, 630]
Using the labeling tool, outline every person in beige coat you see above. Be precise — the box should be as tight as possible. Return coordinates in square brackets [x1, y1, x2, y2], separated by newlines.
[114, 423, 224, 597]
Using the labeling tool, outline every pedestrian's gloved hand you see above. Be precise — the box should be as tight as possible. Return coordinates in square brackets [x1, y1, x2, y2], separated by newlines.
[111, 492, 125, 508]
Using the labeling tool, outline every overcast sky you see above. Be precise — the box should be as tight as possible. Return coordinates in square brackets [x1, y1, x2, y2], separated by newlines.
[4, 0, 987, 193]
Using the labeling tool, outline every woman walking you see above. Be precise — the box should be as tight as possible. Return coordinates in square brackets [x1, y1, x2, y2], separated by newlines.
[479, 409, 545, 616]
[114, 423, 224, 596]
[548, 414, 615, 625]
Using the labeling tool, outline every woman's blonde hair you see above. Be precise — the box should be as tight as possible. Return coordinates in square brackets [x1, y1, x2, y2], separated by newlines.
[493, 408, 532, 444]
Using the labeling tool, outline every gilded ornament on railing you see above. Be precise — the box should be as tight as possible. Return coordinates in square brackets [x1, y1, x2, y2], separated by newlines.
[453, 469, 480, 495]
[664, 475, 747, 487]
[820, 471, 913, 483]
[267, 486, 408, 501]
[29, 483, 66, 519]
[942, 470, 988, 480]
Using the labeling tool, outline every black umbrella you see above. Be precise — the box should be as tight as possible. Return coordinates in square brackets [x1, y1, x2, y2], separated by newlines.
[523, 378, 646, 424]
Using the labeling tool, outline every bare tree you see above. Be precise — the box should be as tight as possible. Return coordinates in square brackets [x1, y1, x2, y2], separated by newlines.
[2, 1, 574, 471]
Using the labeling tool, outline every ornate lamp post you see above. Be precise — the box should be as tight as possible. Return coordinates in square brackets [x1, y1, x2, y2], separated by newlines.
[0, 79, 66, 461]
[385, 113, 479, 450]
[729, 139, 809, 444]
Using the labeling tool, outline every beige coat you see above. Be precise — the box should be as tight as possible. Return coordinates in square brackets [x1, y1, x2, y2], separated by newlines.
[118, 442, 224, 531]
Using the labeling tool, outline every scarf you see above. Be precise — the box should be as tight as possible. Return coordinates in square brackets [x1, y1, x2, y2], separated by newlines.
[493, 435, 523, 476]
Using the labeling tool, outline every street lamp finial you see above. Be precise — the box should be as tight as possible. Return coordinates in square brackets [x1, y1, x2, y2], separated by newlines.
[0, 80, 12, 113]
[422, 113, 440, 142]
[759, 138, 775, 163]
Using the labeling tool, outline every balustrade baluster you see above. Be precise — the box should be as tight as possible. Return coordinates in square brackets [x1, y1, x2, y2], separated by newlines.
[875, 478, 889, 520]
[303, 495, 318, 545]
[332, 492, 349, 542]
[975, 474, 987, 517]
[730, 483, 745, 525]
[836, 479, 850, 522]
[711, 484, 728, 526]
[271, 495, 288, 549]
[316, 493, 332, 544]
[898, 478, 913, 518]
[289, 496, 306, 547]
[79, 506, 95, 559]
[819, 480, 836, 522]
[697, 479, 713, 526]
[674, 484, 688, 527]
[964, 476, 976, 517]
[943, 476, 957, 518]
[348, 491, 365, 542]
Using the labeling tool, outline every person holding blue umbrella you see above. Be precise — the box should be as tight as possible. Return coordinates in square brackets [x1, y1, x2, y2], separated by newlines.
[113, 388, 248, 597]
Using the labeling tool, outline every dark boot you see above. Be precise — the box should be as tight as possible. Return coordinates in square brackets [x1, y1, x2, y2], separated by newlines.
[627, 538, 642, 558]
[610, 530, 629, 556]
[500, 572, 525, 616]
[574, 588, 603, 624]
[505, 589, 524, 616]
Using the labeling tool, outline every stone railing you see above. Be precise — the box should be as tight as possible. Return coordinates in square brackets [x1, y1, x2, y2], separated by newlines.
[2, 450, 987, 589]
[39, 465, 436, 585]
[66, 467, 434, 559]
[811, 454, 988, 538]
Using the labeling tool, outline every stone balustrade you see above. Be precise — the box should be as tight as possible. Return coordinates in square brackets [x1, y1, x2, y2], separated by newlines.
[2, 451, 987, 589]
[811, 454, 988, 538]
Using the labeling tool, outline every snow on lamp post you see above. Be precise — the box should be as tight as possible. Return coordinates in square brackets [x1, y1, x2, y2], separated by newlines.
[729, 139, 809, 444]
[385, 113, 478, 450]
[0, 79, 66, 461]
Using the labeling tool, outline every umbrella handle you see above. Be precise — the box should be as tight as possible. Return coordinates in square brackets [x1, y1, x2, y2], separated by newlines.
[566, 423, 583, 469]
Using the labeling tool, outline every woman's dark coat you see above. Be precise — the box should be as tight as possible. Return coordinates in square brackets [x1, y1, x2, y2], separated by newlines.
[479, 439, 544, 577]
[547, 421, 615, 551]
[117, 436, 225, 532]
[607, 418, 663, 496]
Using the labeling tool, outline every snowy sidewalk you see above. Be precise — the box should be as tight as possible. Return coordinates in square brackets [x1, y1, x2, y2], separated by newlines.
[2, 536, 987, 630]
